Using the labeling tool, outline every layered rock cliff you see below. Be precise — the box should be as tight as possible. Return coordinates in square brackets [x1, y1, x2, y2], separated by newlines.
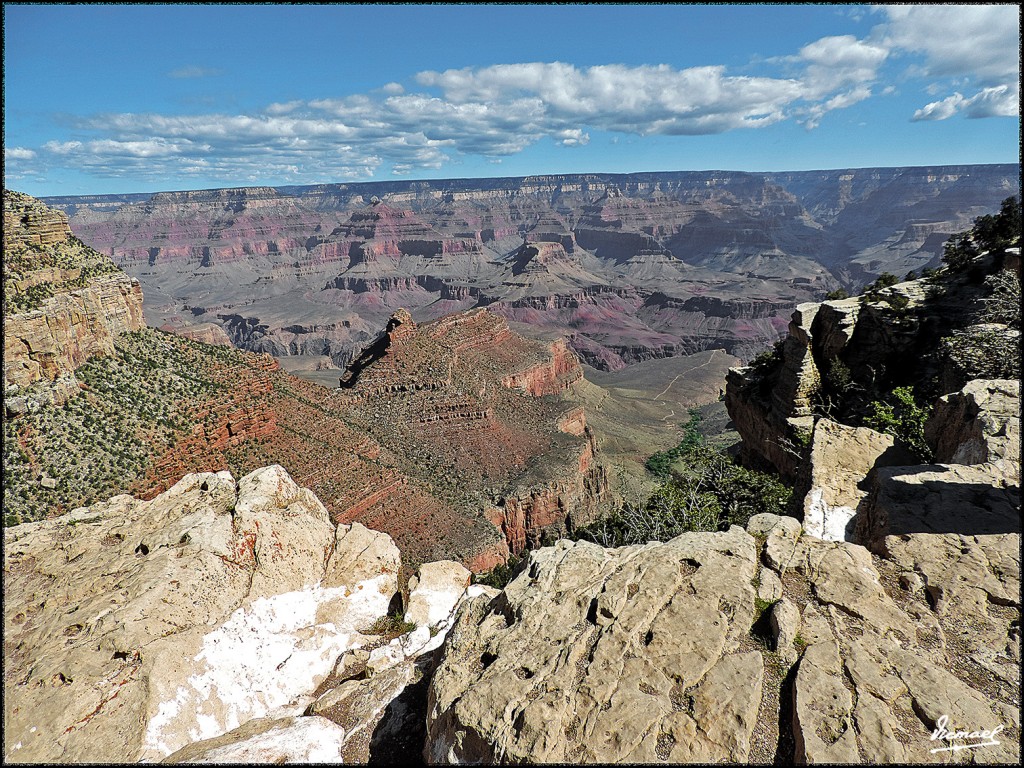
[336, 308, 609, 566]
[3, 191, 144, 407]
[47, 165, 1018, 371]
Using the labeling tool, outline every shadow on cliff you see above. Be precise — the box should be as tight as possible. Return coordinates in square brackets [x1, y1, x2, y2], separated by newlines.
[862, 464, 1021, 541]
[365, 653, 437, 766]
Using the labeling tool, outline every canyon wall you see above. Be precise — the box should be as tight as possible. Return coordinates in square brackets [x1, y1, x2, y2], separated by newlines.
[3, 191, 145, 407]
[47, 165, 1018, 371]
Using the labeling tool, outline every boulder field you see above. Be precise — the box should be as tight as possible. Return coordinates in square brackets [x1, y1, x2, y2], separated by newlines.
[5, 446, 1019, 763]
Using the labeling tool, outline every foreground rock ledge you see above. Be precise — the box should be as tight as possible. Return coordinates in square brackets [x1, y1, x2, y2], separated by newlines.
[3, 465, 405, 763]
[426, 517, 1021, 764]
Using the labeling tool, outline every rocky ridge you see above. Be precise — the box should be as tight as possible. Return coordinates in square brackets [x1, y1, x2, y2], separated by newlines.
[335, 307, 608, 567]
[3, 191, 145, 408]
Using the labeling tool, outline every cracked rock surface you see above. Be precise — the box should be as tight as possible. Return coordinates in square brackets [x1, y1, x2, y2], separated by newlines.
[3, 465, 402, 763]
[426, 515, 1021, 764]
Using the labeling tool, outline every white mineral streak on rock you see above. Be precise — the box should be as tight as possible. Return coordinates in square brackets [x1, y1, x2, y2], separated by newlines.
[143, 576, 391, 759]
[803, 487, 857, 541]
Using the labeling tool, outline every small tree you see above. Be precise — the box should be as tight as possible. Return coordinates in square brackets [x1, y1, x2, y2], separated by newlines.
[942, 232, 979, 270]
[865, 386, 931, 461]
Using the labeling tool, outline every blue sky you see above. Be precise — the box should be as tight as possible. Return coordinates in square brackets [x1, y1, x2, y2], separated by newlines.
[3, 4, 1019, 196]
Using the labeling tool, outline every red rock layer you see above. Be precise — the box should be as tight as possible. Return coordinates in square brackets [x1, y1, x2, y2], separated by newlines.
[337, 308, 608, 562]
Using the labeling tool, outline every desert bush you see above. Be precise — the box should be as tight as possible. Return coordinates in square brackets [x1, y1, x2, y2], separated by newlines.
[475, 553, 524, 590]
[980, 269, 1021, 329]
[941, 325, 1021, 383]
[942, 196, 1021, 271]
[363, 611, 416, 639]
[864, 386, 931, 461]
[645, 409, 704, 477]
[578, 443, 792, 547]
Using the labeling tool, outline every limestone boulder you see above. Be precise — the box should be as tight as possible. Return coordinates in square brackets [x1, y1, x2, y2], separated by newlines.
[307, 581, 494, 764]
[426, 528, 764, 763]
[404, 559, 472, 629]
[800, 419, 910, 541]
[2, 466, 401, 764]
[926, 378, 1020, 477]
[855, 462, 1021, 554]
[162, 716, 347, 763]
[426, 518, 1021, 765]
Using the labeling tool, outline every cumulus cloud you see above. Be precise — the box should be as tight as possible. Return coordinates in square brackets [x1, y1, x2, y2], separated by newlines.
[911, 93, 966, 122]
[4, 147, 36, 161]
[912, 85, 1019, 122]
[879, 5, 1018, 84]
[875, 4, 1019, 120]
[23, 56, 874, 183]
[19, 10, 1016, 186]
[801, 85, 874, 130]
[798, 35, 888, 99]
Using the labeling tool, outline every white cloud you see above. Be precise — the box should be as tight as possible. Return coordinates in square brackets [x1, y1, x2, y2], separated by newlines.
[21, 9, 1016, 187]
[798, 35, 888, 99]
[801, 85, 874, 129]
[4, 147, 36, 160]
[43, 140, 83, 154]
[911, 93, 966, 122]
[962, 85, 1019, 118]
[912, 85, 1019, 122]
[556, 128, 589, 147]
[876, 4, 1019, 120]
[878, 5, 1018, 84]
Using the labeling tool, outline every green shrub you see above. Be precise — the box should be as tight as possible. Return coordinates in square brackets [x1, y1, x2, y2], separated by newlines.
[865, 386, 931, 461]
[943, 232, 980, 271]
[825, 288, 849, 300]
[579, 444, 792, 547]
[475, 554, 524, 589]
[749, 340, 784, 375]
[824, 359, 852, 395]
[942, 196, 1021, 271]
[645, 409, 704, 477]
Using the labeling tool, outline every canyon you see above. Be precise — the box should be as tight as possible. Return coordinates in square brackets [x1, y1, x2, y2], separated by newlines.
[2, 192, 607, 571]
[3, 182, 1020, 764]
[46, 165, 1019, 372]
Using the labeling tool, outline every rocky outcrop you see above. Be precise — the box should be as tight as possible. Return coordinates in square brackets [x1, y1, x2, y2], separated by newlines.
[3, 192, 145, 406]
[3, 274, 144, 404]
[926, 379, 1020, 475]
[725, 302, 821, 480]
[725, 259, 1014, 482]
[3, 466, 402, 763]
[500, 338, 583, 395]
[336, 308, 609, 563]
[799, 419, 911, 541]
[162, 322, 234, 347]
[4, 190, 72, 249]
[426, 514, 1021, 764]
[3, 465, 505, 765]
